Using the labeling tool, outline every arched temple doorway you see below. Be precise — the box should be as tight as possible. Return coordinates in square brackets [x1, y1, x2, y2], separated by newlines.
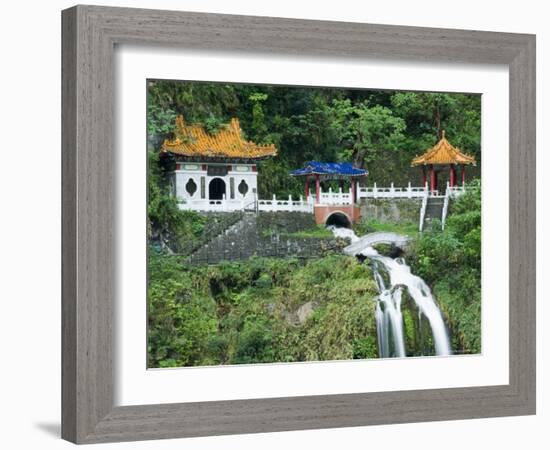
[209, 178, 226, 200]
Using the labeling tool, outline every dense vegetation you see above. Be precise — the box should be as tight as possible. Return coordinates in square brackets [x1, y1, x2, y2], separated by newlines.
[148, 254, 378, 367]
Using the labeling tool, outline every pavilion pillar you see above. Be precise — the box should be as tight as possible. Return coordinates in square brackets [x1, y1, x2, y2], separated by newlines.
[461, 165, 466, 185]
[429, 164, 436, 192]
[450, 164, 456, 187]
[351, 178, 356, 204]
[304, 175, 309, 200]
[315, 174, 320, 204]
[422, 166, 427, 187]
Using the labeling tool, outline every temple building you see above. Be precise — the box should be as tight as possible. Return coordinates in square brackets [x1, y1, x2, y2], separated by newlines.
[161, 116, 277, 211]
[411, 130, 476, 194]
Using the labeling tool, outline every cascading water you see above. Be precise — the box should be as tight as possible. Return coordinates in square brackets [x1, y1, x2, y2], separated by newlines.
[328, 225, 451, 358]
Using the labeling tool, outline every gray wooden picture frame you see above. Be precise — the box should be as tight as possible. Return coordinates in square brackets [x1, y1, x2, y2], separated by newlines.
[61, 5, 536, 444]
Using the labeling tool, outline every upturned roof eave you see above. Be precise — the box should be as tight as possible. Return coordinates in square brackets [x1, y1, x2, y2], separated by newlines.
[411, 132, 476, 167]
[166, 152, 276, 163]
[410, 159, 476, 166]
[161, 115, 277, 160]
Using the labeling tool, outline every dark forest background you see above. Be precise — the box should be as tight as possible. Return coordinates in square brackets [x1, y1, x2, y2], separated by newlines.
[147, 81, 481, 198]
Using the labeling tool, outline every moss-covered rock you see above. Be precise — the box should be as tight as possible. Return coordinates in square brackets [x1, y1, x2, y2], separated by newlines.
[372, 243, 404, 258]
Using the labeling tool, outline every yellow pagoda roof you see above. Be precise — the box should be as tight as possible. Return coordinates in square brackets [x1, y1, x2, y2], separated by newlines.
[411, 130, 476, 166]
[161, 116, 277, 160]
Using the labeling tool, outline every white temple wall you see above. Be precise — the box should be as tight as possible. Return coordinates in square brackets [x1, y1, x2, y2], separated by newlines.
[173, 163, 259, 210]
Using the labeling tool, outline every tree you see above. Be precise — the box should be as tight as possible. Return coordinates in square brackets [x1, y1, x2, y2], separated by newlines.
[330, 99, 406, 183]
[248, 92, 269, 141]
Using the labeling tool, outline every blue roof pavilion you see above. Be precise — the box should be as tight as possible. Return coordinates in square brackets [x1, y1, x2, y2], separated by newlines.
[290, 161, 368, 204]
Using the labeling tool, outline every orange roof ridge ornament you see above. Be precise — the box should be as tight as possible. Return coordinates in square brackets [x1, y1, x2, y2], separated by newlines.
[161, 115, 277, 160]
[411, 130, 476, 166]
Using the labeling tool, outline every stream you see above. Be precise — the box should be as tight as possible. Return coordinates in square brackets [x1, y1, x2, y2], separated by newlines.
[328, 225, 452, 358]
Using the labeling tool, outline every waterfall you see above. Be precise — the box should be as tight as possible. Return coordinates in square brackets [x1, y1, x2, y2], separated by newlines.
[328, 225, 451, 358]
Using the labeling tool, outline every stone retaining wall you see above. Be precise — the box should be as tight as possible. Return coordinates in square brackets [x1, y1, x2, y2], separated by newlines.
[359, 198, 422, 224]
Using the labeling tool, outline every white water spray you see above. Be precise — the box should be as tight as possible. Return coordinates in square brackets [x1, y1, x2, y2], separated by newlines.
[328, 225, 451, 358]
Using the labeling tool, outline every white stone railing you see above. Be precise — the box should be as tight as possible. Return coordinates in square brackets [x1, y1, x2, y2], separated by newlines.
[178, 195, 313, 213]
[318, 188, 353, 205]
[177, 183, 468, 213]
[441, 182, 466, 229]
[419, 194, 428, 231]
[447, 184, 466, 198]
[258, 195, 313, 213]
[178, 197, 251, 212]
[441, 193, 450, 230]
[358, 182, 429, 199]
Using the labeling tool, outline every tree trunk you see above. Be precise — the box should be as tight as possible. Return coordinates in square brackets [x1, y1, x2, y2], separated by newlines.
[353, 147, 367, 168]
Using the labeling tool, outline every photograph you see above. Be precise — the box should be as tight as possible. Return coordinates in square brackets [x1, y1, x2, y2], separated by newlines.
[0, 0, 541, 447]
[146, 80, 482, 368]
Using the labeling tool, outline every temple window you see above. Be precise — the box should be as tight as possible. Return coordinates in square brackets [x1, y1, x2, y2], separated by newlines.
[185, 178, 197, 197]
[238, 180, 249, 197]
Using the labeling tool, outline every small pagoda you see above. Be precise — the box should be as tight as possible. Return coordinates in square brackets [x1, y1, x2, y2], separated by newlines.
[411, 130, 476, 193]
[290, 161, 368, 204]
[290, 161, 368, 225]
[161, 116, 277, 211]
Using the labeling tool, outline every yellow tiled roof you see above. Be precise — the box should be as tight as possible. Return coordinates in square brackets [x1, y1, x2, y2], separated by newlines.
[411, 130, 476, 166]
[161, 116, 277, 160]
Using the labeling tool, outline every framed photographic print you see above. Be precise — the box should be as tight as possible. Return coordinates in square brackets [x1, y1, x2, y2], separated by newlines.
[62, 5, 536, 444]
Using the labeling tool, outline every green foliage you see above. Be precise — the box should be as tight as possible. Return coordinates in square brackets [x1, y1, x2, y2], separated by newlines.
[147, 104, 177, 138]
[331, 99, 406, 167]
[352, 336, 378, 359]
[147, 255, 218, 367]
[390, 92, 482, 161]
[147, 80, 239, 126]
[409, 180, 481, 354]
[248, 92, 269, 141]
[147, 255, 380, 367]
[204, 116, 225, 135]
[147, 153, 207, 252]
[275, 225, 333, 239]
[146, 150, 215, 254]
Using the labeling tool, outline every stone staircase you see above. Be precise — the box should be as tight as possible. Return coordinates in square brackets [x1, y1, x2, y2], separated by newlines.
[422, 197, 445, 230]
[187, 212, 344, 265]
[188, 213, 257, 264]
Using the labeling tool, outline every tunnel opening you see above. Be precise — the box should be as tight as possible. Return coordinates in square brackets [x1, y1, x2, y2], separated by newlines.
[325, 212, 352, 229]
